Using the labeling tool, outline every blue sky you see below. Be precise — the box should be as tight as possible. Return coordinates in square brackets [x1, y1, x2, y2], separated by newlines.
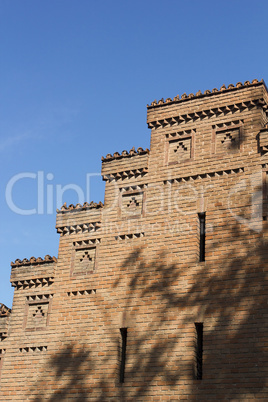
[0, 0, 268, 307]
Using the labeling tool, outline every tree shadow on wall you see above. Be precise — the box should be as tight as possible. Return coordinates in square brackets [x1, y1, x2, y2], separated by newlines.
[33, 344, 94, 402]
[32, 189, 268, 400]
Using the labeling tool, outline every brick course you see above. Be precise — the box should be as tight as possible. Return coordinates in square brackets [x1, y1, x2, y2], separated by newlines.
[1, 79, 268, 400]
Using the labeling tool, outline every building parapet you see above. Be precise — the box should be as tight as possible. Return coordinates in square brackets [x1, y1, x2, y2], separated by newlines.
[147, 79, 265, 108]
[11, 255, 57, 267]
[101, 147, 149, 182]
[56, 203, 102, 235]
[147, 79, 268, 129]
[10, 255, 56, 290]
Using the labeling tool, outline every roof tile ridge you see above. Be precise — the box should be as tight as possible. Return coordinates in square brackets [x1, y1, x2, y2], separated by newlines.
[101, 146, 149, 162]
[147, 79, 264, 108]
[11, 255, 57, 267]
[56, 201, 104, 214]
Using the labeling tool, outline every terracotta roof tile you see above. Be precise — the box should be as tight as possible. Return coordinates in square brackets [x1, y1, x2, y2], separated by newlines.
[147, 79, 265, 108]
[57, 201, 104, 214]
[101, 146, 149, 162]
[11, 255, 57, 267]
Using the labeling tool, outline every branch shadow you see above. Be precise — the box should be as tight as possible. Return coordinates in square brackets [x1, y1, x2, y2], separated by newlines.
[31, 185, 268, 400]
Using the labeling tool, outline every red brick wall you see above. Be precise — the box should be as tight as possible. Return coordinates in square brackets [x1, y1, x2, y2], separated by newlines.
[1, 80, 268, 400]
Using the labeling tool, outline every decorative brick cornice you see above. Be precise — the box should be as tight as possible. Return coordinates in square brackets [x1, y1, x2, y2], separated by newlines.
[0, 304, 11, 317]
[147, 98, 267, 129]
[115, 232, 145, 240]
[147, 79, 267, 109]
[67, 289, 96, 296]
[11, 277, 54, 289]
[26, 294, 53, 302]
[163, 167, 244, 184]
[19, 346, 47, 353]
[57, 201, 104, 214]
[102, 167, 148, 182]
[11, 255, 57, 268]
[120, 184, 148, 192]
[73, 239, 101, 247]
[57, 221, 101, 236]
[101, 147, 149, 162]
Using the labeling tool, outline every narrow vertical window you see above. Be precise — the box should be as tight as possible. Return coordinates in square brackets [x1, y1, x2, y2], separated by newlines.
[198, 213, 206, 262]
[120, 328, 127, 383]
[262, 170, 268, 220]
[195, 323, 203, 380]
[0, 349, 5, 381]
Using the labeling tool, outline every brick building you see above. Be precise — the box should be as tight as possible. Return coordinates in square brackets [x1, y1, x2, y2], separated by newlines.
[1, 79, 268, 400]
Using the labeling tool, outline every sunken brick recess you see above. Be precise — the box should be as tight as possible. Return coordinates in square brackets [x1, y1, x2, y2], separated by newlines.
[1, 79, 268, 400]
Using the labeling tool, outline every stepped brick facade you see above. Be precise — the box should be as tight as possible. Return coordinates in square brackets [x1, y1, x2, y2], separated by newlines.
[1, 79, 268, 400]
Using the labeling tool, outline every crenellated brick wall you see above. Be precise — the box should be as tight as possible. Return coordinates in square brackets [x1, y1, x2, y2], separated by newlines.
[1, 79, 268, 401]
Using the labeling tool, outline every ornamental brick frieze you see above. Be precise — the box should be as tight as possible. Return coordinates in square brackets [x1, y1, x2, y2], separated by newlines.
[11, 277, 54, 290]
[147, 98, 267, 129]
[102, 167, 148, 182]
[56, 221, 101, 236]
[163, 167, 244, 184]
[26, 294, 53, 302]
[67, 289, 96, 297]
[73, 238, 101, 247]
[19, 346, 47, 353]
[115, 232, 145, 240]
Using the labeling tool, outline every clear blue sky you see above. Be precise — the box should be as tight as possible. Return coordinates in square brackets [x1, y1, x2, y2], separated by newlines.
[1, 0, 267, 307]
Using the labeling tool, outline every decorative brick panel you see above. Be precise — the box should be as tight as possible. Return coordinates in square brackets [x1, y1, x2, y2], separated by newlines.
[73, 247, 96, 274]
[169, 137, 191, 163]
[23, 295, 53, 331]
[70, 239, 101, 276]
[119, 185, 147, 218]
[212, 121, 243, 154]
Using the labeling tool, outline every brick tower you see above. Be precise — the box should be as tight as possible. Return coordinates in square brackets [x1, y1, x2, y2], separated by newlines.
[1, 79, 268, 400]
